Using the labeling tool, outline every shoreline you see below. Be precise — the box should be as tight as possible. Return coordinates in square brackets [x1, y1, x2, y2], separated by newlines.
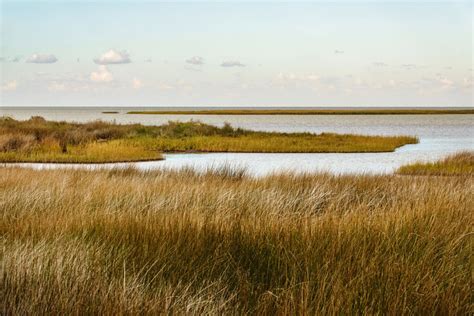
[0, 157, 165, 165]
[126, 109, 474, 115]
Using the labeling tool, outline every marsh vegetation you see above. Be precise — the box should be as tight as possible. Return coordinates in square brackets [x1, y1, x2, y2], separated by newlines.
[397, 151, 474, 176]
[1, 165, 472, 314]
[0, 116, 162, 163]
[0, 117, 418, 163]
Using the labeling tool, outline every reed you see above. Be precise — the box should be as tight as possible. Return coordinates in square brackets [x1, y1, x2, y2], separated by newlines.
[397, 151, 474, 176]
[1, 166, 472, 314]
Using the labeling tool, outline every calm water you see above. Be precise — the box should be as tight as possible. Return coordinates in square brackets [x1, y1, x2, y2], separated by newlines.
[1, 107, 473, 176]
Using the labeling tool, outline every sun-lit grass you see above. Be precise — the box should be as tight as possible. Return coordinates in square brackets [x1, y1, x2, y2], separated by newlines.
[397, 151, 474, 176]
[0, 116, 163, 163]
[132, 133, 417, 153]
[0, 117, 418, 162]
[127, 108, 474, 115]
[0, 139, 161, 163]
[1, 166, 472, 314]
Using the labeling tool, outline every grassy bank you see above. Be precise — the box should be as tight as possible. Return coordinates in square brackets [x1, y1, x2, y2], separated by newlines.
[127, 108, 474, 115]
[1, 166, 472, 314]
[0, 116, 162, 163]
[0, 117, 418, 162]
[397, 151, 474, 176]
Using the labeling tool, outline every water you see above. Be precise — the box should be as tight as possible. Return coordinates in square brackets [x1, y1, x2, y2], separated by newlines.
[1, 107, 473, 176]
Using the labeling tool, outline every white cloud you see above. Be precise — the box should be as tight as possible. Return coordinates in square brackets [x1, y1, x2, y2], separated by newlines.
[94, 49, 131, 65]
[221, 60, 245, 67]
[334, 50, 344, 54]
[132, 78, 143, 89]
[186, 56, 204, 65]
[90, 66, 114, 82]
[2, 80, 18, 91]
[26, 53, 58, 64]
[434, 74, 454, 89]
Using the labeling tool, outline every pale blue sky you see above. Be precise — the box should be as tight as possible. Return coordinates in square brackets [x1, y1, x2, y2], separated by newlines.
[1, 0, 472, 106]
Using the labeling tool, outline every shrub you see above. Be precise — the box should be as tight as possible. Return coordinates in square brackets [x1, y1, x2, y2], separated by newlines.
[0, 134, 36, 152]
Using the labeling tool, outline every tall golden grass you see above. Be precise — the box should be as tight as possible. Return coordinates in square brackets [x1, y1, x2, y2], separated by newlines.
[397, 151, 474, 176]
[1, 166, 472, 314]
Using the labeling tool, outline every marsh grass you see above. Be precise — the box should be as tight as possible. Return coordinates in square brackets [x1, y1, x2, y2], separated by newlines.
[0, 117, 418, 163]
[127, 108, 474, 115]
[0, 116, 162, 162]
[397, 151, 474, 176]
[1, 166, 472, 314]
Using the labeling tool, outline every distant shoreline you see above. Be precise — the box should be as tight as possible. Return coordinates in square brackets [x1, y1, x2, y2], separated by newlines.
[126, 109, 474, 115]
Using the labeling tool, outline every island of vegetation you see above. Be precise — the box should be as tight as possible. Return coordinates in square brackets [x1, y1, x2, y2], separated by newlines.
[1, 156, 471, 314]
[0, 116, 418, 163]
[397, 151, 473, 176]
[127, 108, 474, 115]
[101, 111, 120, 114]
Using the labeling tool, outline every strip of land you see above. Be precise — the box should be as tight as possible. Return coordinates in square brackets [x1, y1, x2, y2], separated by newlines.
[397, 151, 473, 176]
[1, 165, 471, 314]
[0, 117, 418, 163]
[127, 108, 474, 115]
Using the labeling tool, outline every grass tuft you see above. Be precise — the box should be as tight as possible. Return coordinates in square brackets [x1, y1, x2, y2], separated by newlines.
[397, 151, 474, 176]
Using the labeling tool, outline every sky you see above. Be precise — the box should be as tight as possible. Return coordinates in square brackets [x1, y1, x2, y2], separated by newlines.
[0, 0, 473, 107]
